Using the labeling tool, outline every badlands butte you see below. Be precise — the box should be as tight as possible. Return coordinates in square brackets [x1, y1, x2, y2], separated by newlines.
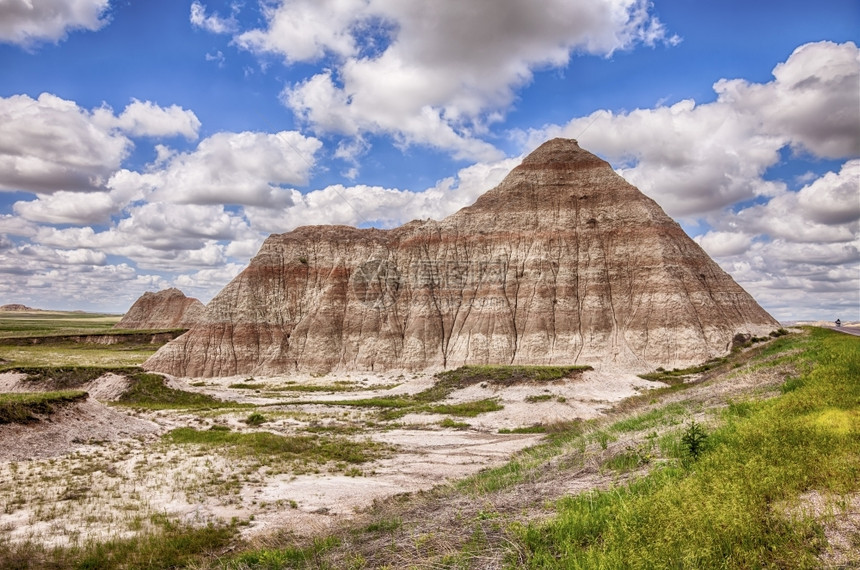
[145, 138, 778, 378]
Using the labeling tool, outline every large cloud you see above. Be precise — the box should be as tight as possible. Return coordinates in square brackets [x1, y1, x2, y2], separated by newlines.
[229, 0, 677, 160]
[522, 41, 860, 218]
[94, 99, 202, 140]
[713, 238, 860, 322]
[0, 0, 109, 47]
[691, 160, 860, 322]
[0, 93, 130, 193]
[715, 41, 860, 159]
[148, 131, 323, 207]
[244, 156, 521, 232]
[728, 160, 860, 244]
[31, 201, 253, 265]
[0, 93, 201, 195]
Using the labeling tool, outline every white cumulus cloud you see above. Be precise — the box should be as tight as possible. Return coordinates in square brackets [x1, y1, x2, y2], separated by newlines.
[243, 155, 521, 232]
[190, 1, 238, 34]
[147, 131, 323, 206]
[522, 41, 860, 218]
[0, 94, 202, 195]
[0, 0, 109, 47]
[0, 93, 130, 193]
[99, 99, 202, 140]
[232, 0, 677, 160]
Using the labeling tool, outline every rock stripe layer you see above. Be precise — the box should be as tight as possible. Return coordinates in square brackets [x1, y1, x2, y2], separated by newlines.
[145, 139, 778, 377]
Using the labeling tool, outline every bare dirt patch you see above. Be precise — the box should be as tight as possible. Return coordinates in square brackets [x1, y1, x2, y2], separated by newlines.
[0, 398, 159, 461]
[784, 490, 860, 569]
[0, 371, 131, 400]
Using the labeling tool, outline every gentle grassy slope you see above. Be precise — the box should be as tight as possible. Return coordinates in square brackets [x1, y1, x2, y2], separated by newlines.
[6, 365, 244, 410]
[0, 390, 88, 424]
[515, 328, 859, 568]
[208, 329, 857, 569]
[114, 372, 234, 410]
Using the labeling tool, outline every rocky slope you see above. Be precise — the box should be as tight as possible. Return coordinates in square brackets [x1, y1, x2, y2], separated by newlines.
[114, 288, 205, 330]
[145, 139, 779, 377]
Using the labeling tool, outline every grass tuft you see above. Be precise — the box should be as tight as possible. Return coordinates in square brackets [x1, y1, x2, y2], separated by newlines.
[165, 428, 391, 467]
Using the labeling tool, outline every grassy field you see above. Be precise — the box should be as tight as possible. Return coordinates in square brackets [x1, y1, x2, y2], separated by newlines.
[0, 344, 158, 369]
[0, 310, 161, 369]
[0, 311, 122, 338]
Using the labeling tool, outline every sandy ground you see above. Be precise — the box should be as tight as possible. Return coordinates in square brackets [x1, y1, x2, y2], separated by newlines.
[0, 367, 661, 547]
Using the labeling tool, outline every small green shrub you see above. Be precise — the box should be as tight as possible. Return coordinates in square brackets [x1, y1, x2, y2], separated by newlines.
[439, 417, 470, 429]
[245, 411, 267, 426]
[364, 517, 402, 533]
[525, 394, 554, 403]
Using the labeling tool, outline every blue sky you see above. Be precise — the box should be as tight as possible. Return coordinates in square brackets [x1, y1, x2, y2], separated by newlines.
[0, 0, 858, 321]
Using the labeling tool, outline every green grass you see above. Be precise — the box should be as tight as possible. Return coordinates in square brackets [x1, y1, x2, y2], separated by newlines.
[439, 418, 471, 429]
[7, 365, 245, 411]
[0, 311, 179, 368]
[116, 373, 247, 410]
[457, 420, 588, 495]
[638, 357, 728, 384]
[245, 411, 267, 426]
[12, 365, 141, 388]
[0, 390, 88, 423]
[0, 517, 237, 569]
[499, 424, 547, 434]
[431, 365, 591, 394]
[297, 365, 589, 420]
[323, 395, 415, 409]
[0, 310, 121, 338]
[320, 395, 503, 419]
[513, 328, 859, 568]
[0, 344, 157, 368]
[424, 398, 503, 417]
[224, 536, 340, 569]
[230, 381, 364, 392]
[165, 428, 390, 466]
[610, 401, 688, 433]
[525, 393, 554, 403]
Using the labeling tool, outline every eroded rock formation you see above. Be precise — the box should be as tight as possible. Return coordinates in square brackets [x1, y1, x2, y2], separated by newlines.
[145, 139, 778, 377]
[0, 304, 35, 311]
[115, 288, 205, 330]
